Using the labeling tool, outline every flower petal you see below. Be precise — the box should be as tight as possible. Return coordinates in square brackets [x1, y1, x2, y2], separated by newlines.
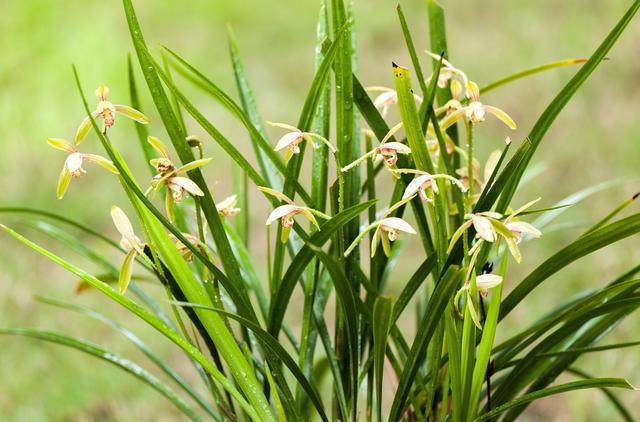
[380, 142, 411, 154]
[373, 90, 397, 108]
[274, 131, 303, 151]
[267, 121, 301, 132]
[299, 207, 320, 230]
[370, 227, 380, 257]
[257, 186, 294, 204]
[475, 274, 503, 291]
[403, 175, 430, 199]
[147, 136, 171, 159]
[74, 111, 100, 144]
[379, 217, 416, 234]
[381, 121, 404, 144]
[56, 164, 72, 199]
[65, 153, 84, 174]
[447, 220, 473, 253]
[83, 154, 119, 174]
[114, 104, 150, 124]
[170, 177, 204, 196]
[506, 221, 541, 238]
[118, 249, 137, 294]
[111, 206, 136, 240]
[484, 105, 517, 129]
[439, 108, 466, 130]
[266, 204, 299, 225]
[472, 215, 495, 242]
[216, 194, 238, 211]
[176, 157, 213, 174]
[47, 138, 76, 153]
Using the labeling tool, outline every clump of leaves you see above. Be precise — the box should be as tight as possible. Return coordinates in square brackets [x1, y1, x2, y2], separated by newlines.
[2, 0, 640, 421]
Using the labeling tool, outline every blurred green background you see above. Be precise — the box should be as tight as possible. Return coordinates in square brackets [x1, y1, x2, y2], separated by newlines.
[1, 0, 640, 420]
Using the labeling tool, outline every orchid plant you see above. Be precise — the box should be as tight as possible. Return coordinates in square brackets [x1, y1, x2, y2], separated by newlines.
[2, 1, 640, 422]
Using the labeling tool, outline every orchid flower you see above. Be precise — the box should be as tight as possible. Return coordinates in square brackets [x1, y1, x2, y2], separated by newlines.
[259, 186, 330, 243]
[145, 136, 212, 220]
[76, 86, 149, 144]
[440, 81, 516, 130]
[504, 198, 543, 243]
[110, 206, 145, 294]
[366, 86, 422, 117]
[216, 194, 241, 218]
[447, 211, 513, 256]
[392, 169, 466, 202]
[341, 122, 410, 176]
[47, 138, 118, 199]
[345, 196, 417, 258]
[448, 199, 542, 263]
[268, 122, 336, 163]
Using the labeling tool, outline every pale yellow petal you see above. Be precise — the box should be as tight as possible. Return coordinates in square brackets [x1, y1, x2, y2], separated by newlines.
[147, 136, 171, 159]
[274, 131, 303, 151]
[75, 111, 99, 145]
[380, 217, 416, 234]
[266, 121, 301, 132]
[258, 186, 294, 204]
[114, 104, 150, 124]
[111, 206, 136, 240]
[176, 157, 213, 174]
[83, 154, 119, 174]
[47, 138, 76, 153]
[56, 164, 72, 199]
[484, 105, 517, 130]
[118, 249, 137, 294]
[170, 177, 204, 196]
[472, 215, 495, 242]
[475, 274, 503, 291]
[266, 204, 299, 225]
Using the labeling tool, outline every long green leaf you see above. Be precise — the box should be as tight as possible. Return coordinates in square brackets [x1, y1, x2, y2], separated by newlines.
[479, 58, 588, 94]
[475, 378, 636, 422]
[372, 295, 393, 422]
[173, 302, 329, 422]
[267, 200, 375, 336]
[0, 225, 258, 419]
[127, 54, 155, 174]
[0, 328, 202, 421]
[501, 212, 640, 319]
[133, 195, 274, 420]
[37, 296, 217, 418]
[388, 266, 464, 421]
[482, 0, 640, 213]
[122, 0, 258, 325]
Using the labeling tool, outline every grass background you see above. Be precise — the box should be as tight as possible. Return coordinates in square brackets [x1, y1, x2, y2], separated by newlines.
[1, 0, 639, 419]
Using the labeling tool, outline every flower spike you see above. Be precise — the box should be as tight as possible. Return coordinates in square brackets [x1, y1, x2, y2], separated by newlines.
[75, 85, 149, 144]
[47, 138, 118, 199]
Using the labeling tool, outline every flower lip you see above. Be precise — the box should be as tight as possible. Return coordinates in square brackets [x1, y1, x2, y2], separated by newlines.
[65, 152, 86, 177]
[274, 131, 304, 152]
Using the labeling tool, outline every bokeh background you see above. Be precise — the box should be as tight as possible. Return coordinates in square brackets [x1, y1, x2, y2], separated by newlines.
[1, 0, 639, 420]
